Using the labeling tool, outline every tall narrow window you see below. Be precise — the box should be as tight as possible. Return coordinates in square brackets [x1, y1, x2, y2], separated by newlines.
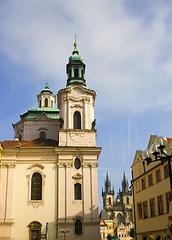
[39, 100, 41, 108]
[51, 100, 53, 108]
[74, 68, 78, 77]
[164, 165, 169, 178]
[156, 169, 161, 182]
[138, 202, 142, 219]
[74, 183, 81, 200]
[117, 213, 122, 225]
[141, 178, 146, 189]
[39, 131, 46, 139]
[157, 195, 164, 215]
[75, 219, 82, 235]
[150, 198, 156, 217]
[148, 174, 153, 186]
[74, 111, 81, 129]
[109, 197, 111, 205]
[31, 173, 42, 200]
[143, 201, 148, 218]
[166, 192, 171, 213]
[45, 98, 48, 107]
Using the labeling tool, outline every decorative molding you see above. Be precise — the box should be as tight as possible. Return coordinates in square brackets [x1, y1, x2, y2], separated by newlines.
[82, 163, 91, 168]
[70, 104, 83, 109]
[38, 127, 47, 131]
[27, 163, 44, 170]
[72, 173, 83, 179]
[28, 200, 44, 208]
[57, 163, 67, 168]
[91, 163, 98, 168]
[66, 163, 73, 168]
[0, 162, 16, 168]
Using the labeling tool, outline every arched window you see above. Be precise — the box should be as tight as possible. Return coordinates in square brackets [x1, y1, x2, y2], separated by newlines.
[74, 111, 81, 129]
[39, 131, 46, 139]
[31, 173, 42, 200]
[74, 158, 81, 169]
[75, 219, 82, 235]
[109, 197, 111, 205]
[39, 100, 41, 108]
[74, 68, 79, 77]
[81, 70, 84, 78]
[51, 100, 53, 108]
[127, 197, 129, 204]
[45, 98, 48, 107]
[117, 213, 123, 225]
[74, 183, 81, 200]
[28, 221, 42, 240]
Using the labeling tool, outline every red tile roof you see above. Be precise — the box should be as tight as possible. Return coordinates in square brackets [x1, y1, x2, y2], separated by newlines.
[2, 138, 58, 148]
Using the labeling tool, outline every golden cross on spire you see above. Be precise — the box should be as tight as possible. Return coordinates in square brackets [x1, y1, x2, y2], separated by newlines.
[74, 34, 77, 48]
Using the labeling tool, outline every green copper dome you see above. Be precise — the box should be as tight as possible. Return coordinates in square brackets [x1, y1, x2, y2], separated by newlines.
[41, 82, 53, 93]
[69, 48, 83, 62]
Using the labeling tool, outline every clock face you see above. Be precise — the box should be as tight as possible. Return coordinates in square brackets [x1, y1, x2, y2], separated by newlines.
[74, 158, 81, 169]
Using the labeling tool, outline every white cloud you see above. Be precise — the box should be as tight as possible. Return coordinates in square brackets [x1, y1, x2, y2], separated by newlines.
[0, 0, 172, 114]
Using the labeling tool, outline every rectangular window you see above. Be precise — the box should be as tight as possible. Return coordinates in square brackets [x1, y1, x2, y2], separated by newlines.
[136, 181, 140, 192]
[141, 178, 146, 189]
[157, 195, 164, 215]
[166, 192, 171, 213]
[150, 198, 156, 217]
[156, 169, 161, 182]
[143, 201, 148, 218]
[148, 174, 153, 186]
[164, 165, 169, 178]
[137, 203, 142, 219]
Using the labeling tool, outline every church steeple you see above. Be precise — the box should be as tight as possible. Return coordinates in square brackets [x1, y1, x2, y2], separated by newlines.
[66, 40, 86, 87]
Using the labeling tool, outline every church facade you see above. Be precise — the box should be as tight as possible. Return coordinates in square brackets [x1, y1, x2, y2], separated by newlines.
[100, 173, 133, 237]
[0, 42, 101, 240]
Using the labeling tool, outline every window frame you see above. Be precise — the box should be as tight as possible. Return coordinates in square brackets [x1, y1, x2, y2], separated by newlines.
[143, 201, 148, 219]
[157, 195, 164, 215]
[150, 198, 156, 217]
[27, 165, 46, 208]
[74, 111, 81, 129]
[164, 165, 169, 178]
[156, 169, 161, 183]
[74, 183, 82, 200]
[141, 178, 146, 190]
[148, 174, 153, 187]
[75, 218, 82, 235]
[137, 202, 143, 219]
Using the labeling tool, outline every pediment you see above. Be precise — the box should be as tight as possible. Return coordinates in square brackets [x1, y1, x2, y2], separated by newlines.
[72, 173, 83, 179]
[35, 115, 51, 121]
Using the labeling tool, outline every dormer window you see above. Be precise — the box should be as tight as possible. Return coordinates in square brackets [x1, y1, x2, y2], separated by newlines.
[39, 131, 46, 139]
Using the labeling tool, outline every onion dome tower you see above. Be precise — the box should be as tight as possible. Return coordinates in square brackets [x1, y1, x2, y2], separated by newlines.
[66, 41, 86, 87]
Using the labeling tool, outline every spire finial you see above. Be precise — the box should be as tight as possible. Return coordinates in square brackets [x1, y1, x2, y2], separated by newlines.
[45, 76, 49, 89]
[74, 34, 77, 49]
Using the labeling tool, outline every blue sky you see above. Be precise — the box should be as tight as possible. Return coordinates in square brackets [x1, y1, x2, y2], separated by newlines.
[1, 0, 172, 210]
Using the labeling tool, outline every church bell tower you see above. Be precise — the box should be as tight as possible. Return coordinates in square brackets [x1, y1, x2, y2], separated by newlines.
[56, 41, 101, 240]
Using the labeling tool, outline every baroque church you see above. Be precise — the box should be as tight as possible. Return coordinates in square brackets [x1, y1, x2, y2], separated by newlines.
[100, 173, 133, 236]
[0, 42, 101, 240]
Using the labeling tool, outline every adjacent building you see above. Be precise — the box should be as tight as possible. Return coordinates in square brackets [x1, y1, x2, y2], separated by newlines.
[0, 42, 101, 240]
[131, 135, 172, 240]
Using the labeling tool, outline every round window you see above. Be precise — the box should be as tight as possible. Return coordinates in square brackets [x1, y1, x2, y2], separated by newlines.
[74, 158, 81, 169]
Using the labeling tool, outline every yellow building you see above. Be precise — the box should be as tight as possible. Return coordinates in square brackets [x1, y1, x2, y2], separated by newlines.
[132, 135, 172, 240]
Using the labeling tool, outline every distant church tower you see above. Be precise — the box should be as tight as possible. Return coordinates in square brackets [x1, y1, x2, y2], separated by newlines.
[101, 173, 133, 227]
[102, 173, 114, 219]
